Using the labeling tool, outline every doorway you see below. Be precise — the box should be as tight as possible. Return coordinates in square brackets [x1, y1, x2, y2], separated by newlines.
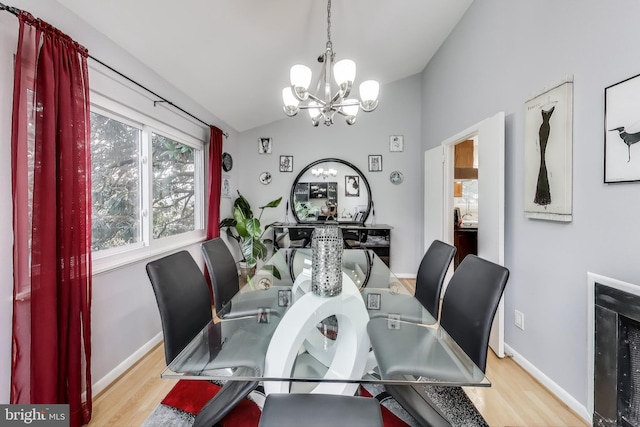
[424, 112, 505, 357]
[452, 138, 478, 270]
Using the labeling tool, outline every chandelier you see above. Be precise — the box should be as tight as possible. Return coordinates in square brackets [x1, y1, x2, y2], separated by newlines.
[311, 167, 337, 179]
[281, 0, 379, 126]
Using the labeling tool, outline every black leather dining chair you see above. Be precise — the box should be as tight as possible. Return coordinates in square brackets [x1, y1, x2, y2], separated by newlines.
[363, 239, 455, 324]
[368, 254, 509, 426]
[201, 237, 284, 319]
[201, 237, 240, 316]
[414, 239, 457, 321]
[146, 250, 258, 427]
[258, 393, 384, 427]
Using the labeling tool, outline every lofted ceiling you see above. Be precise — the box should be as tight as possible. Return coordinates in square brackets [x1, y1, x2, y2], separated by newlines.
[56, 0, 473, 132]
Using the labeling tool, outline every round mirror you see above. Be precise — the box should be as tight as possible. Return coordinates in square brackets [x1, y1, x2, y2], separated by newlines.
[290, 158, 372, 224]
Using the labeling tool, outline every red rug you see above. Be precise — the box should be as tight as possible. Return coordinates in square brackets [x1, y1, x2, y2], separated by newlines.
[142, 380, 417, 427]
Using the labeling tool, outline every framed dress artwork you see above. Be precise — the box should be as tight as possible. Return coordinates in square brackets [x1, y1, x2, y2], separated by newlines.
[523, 77, 573, 222]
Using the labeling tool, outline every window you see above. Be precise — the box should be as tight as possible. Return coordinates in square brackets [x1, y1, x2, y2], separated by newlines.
[90, 99, 205, 272]
[151, 133, 196, 239]
[90, 111, 141, 251]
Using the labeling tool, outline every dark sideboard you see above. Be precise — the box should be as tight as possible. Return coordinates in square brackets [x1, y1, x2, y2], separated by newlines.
[272, 223, 392, 267]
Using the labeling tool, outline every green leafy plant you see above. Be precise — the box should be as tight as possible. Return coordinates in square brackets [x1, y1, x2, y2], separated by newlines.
[220, 191, 282, 278]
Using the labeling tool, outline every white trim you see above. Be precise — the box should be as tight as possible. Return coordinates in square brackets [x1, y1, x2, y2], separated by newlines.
[392, 273, 417, 279]
[504, 343, 590, 423]
[92, 332, 163, 397]
[93, 232, 206, 275]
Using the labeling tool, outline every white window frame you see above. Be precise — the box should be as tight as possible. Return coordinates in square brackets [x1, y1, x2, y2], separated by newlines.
[90, 93, 206, 274]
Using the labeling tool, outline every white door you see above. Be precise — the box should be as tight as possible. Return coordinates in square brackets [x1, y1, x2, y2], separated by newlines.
[424, 112, 506, 357]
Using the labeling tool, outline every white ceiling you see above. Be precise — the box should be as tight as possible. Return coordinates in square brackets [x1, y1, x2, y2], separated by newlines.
[56, 0, 472, 132]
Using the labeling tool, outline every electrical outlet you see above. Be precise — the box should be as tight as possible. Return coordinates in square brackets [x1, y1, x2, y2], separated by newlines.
[514, 309, 524, 330]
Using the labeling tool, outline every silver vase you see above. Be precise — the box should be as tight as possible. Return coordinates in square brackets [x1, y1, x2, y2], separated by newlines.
[311, 226, 343, 297]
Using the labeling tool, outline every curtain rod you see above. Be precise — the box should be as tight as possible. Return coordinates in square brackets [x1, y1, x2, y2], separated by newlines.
[0, 1, 228, 139]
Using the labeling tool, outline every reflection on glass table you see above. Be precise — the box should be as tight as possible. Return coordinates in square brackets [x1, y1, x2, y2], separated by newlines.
[162, 249, 490, 395]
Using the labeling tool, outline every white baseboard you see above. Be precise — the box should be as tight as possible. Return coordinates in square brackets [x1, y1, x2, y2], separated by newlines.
[504, 343, 590, 423]
[92, 332, 163, 396]
[392, 273, 417, 279]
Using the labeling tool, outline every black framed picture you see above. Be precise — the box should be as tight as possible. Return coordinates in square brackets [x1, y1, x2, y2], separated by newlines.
[278, 289, 292, 307]
[368, 155, 382, 172]
[258, 137, 272, 154]
[367, 293, 381, 310]
[257, 307, 270, 324]
[389, 135, 404, 152]
[345, 175, 360, 197]
[604, 73, 640, 183]
[280, 155, 293, 172]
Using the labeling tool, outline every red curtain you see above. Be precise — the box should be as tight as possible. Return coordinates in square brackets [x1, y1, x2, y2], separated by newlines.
[206, 126, 223, 241]
[11, 11, 93, 427]
[204, 126, 223, 301]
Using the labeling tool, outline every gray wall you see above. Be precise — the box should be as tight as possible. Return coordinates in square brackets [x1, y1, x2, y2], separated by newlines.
[421, 0, 640, 413]
[235, 74, 424, 275]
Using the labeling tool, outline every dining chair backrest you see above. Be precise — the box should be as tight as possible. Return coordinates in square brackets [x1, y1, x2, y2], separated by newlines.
[201, 238, 240, 315]
[439, 254, 509, 372]
[414, 240, 457, 320]
[146, 250, 213, 365]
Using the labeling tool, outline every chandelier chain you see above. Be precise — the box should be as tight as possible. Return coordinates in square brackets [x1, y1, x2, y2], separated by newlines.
[326, 0, 332, 50]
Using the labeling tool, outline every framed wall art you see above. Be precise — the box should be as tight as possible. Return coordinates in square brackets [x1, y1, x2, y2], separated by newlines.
[345, 175, 360, 197]
[389, 135, 404, 152]
[368, 155, 382, 172]
[222, 174, 232, 199]
[604, 73, 640, 183]
[258, 137, 272, 154]
[279, 155, 293, 172]
[524, 77, 573, 222]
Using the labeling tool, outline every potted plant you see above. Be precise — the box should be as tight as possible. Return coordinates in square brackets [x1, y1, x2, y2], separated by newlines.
[220, 191, 282, 280]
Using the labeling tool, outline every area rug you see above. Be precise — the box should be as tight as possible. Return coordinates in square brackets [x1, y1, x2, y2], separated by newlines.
[141, 380, 421, 427]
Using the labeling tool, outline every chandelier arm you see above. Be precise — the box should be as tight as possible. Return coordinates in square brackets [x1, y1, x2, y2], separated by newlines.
[333, 100, 359, 108]
[305, 93, 326, 105]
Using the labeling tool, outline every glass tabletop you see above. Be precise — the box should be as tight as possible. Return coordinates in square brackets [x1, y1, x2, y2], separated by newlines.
[162, 249, 490, 390]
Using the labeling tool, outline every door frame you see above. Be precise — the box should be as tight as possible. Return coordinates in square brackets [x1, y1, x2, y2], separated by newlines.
[425, 112, 505, 357]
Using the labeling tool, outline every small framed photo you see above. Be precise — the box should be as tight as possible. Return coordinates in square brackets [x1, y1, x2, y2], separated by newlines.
[280, 155, 293, 172]
[257, 307, 270, 324]
[345, 175, 360, 197]
[368, 155, 382, 172]
[278, 289, 292, 307]
[258, 137, 272, 154]
[387, 314, 401, 330]
[367, 293, 381, 310]
[389, 135, 404, 152]
[222, 174, 232, 199]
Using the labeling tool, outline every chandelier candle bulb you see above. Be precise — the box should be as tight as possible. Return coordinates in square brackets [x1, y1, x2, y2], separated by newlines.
[334, 59, 356, 88]
[290, 65, 312, 91]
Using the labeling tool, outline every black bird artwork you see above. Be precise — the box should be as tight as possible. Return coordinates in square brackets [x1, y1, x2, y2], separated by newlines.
[610, 126, 640, 162]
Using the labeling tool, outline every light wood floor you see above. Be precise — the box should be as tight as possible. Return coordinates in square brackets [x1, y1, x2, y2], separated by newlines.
[88, 279, 588, 427]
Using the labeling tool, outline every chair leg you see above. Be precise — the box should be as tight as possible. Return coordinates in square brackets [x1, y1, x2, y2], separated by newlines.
[192, 380, 259, 427]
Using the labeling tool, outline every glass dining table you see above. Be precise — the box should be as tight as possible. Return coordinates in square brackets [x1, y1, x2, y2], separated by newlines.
[162, 248, 490, 395]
